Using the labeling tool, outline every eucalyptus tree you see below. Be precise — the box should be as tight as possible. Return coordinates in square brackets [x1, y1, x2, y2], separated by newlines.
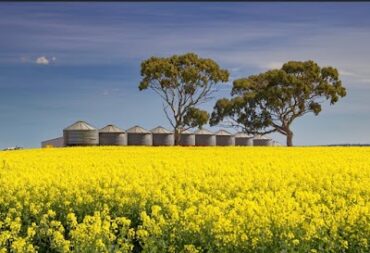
[139, 53, 229, 144]
[210, 60, 346, 146]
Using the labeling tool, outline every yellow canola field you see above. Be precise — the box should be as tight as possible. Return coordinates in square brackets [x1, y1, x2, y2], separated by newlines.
[0, 147, 369, 253]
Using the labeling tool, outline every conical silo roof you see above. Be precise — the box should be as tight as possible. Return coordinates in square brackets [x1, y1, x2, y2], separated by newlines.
[127, 125, 150, 134]
[99, 124, 125, 133]
[180, 129, 193, 134]
[64, 120, 96, 131]
[254, 134, 271, 140]
[194, 128, 214, 135]
[235, 132, 253, 138]
[215, 129, 232, 136]
[151, 126, 172, 134]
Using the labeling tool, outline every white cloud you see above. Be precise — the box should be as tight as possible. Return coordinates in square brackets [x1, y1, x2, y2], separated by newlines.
[264, 62, 284, 70]
[35, 56, 49, 65]
[102, 88, 121, 96]
[358, 79, 370, 84]
[339, 70, 357, 77]
[20, 56, 30, 63]
[34, 56, 56, 65]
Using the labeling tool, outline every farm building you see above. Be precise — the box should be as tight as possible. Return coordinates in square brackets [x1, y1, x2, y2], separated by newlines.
[151, 126, 174, 146]
[41, 137, 64, 148]
[234, 132, 253, 146]
[41, 119, 280, 148]
[127, 125, 152, 146]
[99, 124, 127, 146]
[253, 135, 273, 146]
[178, 129, 195, 146]
[195, 129, 216, 146]
[215, 130, 235, 146]
[63, 121, 99, 146]
[272, 140, 282, 146]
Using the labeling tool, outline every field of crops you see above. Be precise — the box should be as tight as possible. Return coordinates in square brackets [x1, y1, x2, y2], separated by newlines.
[0, 147, 369, 252]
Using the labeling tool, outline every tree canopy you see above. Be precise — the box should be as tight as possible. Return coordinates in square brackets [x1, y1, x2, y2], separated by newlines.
[210, 60, 346, 146]
[139, 52, 229, 144]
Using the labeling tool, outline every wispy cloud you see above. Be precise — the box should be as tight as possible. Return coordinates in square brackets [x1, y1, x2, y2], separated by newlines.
[2, 4, 370, 91]
[34, 56, 56, 65]
[263, 62, 284, 70]
[101, 88, 122, 97]
[340, 70, 357, 77]
[1, 3, 370, 147]
[35, 56, 49, 65]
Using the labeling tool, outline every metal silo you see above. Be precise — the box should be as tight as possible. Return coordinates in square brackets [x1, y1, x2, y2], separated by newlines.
[127, 125, 152, 146]
[215, 130, 235, 146]
[234, 132, 253, 146]
[41, 137, 64, 148]
[253, 135, 273, 146]
[151, 126, 174, 146]
[63, 120, 99, 146]
[99, 124, 127, 146]
[179, 129, 195, 146]
[195, 129, 216, 146]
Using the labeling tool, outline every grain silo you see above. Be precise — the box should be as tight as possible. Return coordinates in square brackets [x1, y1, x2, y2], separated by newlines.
[234, 132, 253, 146]
[151, 126, 174, 146]
[215, 130, 235, 146]
[195, 129, 216, 146]
[127, 125, 152, 146]
[178, 129, 195, 146]
[99, 124, 127, 146]
[253, 135, 273, 146]
[41, 137, 64, 148]
[63, 120, 99, 146]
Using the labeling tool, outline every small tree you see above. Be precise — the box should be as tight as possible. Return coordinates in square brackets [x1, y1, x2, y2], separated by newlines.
[139, 52, 229, 144]
[210, 60, 346, 146]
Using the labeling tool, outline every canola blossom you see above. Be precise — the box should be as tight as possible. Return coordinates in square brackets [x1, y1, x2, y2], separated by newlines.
[0, 147, 369, 252]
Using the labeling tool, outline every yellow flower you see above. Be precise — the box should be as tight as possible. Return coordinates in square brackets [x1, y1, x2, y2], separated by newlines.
[0, 146, 368, 252]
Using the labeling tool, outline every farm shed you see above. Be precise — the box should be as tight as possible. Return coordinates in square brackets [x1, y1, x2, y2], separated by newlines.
[151, 126, 174, 146]
[99, 124, 127, 146]
[127, 125, 152, 146]
[41, 137, 64, 148]
[195, 129, 216, 146]
[253, 135, 273, 146]
[234, 132, 253, 146]
[178, 129, 195, 146]
[63, 121, 99, 146]
[215, 130, 235, 146]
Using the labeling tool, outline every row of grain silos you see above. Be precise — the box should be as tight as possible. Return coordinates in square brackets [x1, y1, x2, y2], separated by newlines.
[62, 120, 275, 147]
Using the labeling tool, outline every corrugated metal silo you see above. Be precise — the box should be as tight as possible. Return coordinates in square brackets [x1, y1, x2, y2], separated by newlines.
[151, 126, 174, 146]
[253, 135, 273, 146]
[179, 129, 195, 146]
[234, 132, 253, 146]
[99, 124, 127, 146]
[215, 130, 235, 146]
[127, 125, 152, 146]
[63, 121, 99, 146]
[41, 137, 64, 148]
[195, 129, 216, 146]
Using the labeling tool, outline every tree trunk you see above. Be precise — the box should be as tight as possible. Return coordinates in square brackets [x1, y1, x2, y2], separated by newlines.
[174, 128, 181, 146]
[286, 129, 293, 147]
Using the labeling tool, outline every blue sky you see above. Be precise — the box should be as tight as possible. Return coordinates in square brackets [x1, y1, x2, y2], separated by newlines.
[1, 3, 370, 148]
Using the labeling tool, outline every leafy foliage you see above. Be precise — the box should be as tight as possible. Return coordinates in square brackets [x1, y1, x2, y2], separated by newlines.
[183, 107, 209, 129]
[139, 53, 229, 143]
[210, 60, 346, 146]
